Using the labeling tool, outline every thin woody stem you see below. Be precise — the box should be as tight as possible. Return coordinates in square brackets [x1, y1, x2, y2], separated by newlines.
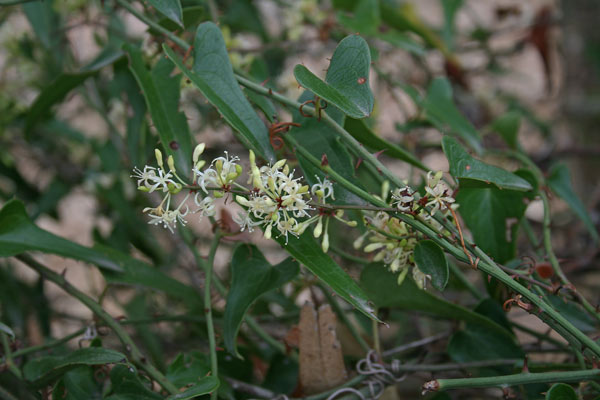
[15, 254, 179, 394]
[424, 369, 600, 392]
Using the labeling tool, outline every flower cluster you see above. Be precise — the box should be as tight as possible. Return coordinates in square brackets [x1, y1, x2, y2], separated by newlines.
[132, 144, 455, 290]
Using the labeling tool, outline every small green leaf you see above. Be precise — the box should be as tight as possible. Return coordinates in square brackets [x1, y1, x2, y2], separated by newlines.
[294, 35, 374, 119]
[490, 111, 521, 149]
[546, 296, 597, 333]
[224, 244, 298, 356]
[423, 78, 482, 153]
[344, 117, 428, 170]
[126, 44, 193, 176]
[165, 377, 220, 400]
[547, 163, 599, 242]
[456, 185, 528, 263]
[545, 383, 578, 400]
[163, 22, 275, 162]
[0, 321, 15, 340]
[275, 233, 378, 321]
[360, 263, 512, 338]
[23, 347, 126, 387]
[148, 0, 183, 28]
[414, 240, 449, 291]
[443, 136, 533, 191]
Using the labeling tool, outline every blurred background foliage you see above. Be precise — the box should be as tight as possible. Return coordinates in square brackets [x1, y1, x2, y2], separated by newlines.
[0, 0, 599, 399]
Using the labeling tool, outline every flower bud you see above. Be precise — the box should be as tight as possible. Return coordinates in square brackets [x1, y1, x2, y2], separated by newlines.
[155, 149, 163, 168]
[264, 224, 272, 239]
[364, 242, 385, 252]
[214, 191, 224, 198]
[235, 164, 243, 175]
[353, 232, 367, 250]
[381, 180, 389, 199]
[321, 231, 329, 253]
[193, 143, 205, 163]
[167, 155, 176, 172]
[195, 160, 206, 170]
[168, 182, 182, 194]
[396, 268, 409, 286]
[273, 159, 287, 170]
[313, 218, 323, 238]
[137, 186, 150, 192]
[236, 195, 249, 206]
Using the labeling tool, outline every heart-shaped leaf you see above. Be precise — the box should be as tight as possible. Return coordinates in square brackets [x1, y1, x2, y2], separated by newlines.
[294, 34, 374, 119]
[163, 22, 275, 162]
[224, 244, 298, 356]
[547, 163, 599, 242]
[148, 0, 183, 28]
[126, 45, 192, 176]
[443, 136, 533, 191]
[24, 347, 126, 387]
[414, 240, 449, 291]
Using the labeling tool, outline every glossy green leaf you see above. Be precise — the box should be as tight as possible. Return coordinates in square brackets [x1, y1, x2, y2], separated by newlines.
[274, 233, 378, 321]
[456, 185, 528, 263]
[294, 35, 374, 119]
[25, 72, 96, 133]
[0, 200, 200, 303]
[163, 22, 275, 162]
[0, 321, 15, 339]
[23, 347, 126, 387]
[224, 244, 298, 356]
[443, 136, 533, 191]
[344, 117, 428, 170]
[126, 45, 192, 176]
[165, 377, 220, 400]
[414, 240, 449, 291]
[105, 365, 162, 400]
[360, 263, 513, 337]
[545, 383, 578, 400]
[423, 78, 482, 153]
[148, 0, 183, 28]
[490, 111, 521, 149]
[547, 163, 599, 242]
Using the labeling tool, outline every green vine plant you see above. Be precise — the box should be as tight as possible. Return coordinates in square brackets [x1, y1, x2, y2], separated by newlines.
[0, 1, 599, 399]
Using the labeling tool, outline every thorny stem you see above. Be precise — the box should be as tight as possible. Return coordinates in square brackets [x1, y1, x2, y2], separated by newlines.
[285, 134, 600, 360]
[424, 369, 600, 392]
[15, 254, 179, 395]
[10, 328, 86, 359]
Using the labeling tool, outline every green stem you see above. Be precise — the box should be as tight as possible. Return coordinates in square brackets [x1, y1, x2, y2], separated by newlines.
[425, 369, 600, 392]
[11, 328, 86, 359]
[285, 134, 600, 360]
[15, 254, 178, 395]
[320, 284, 371, 353]
[330, 244, 370, 265]
[182, 228, 290, 356]
[1, 333, 21, 379]
[396, 359, 580, 372]
[204, 232, 221, 399]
